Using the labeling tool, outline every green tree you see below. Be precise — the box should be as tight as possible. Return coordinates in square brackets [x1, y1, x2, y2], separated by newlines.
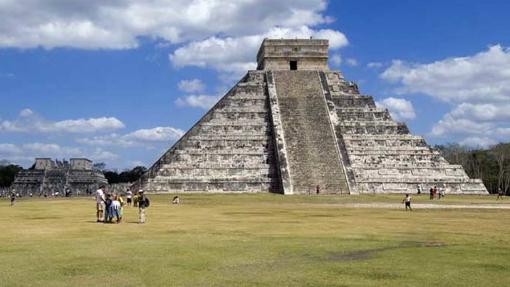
[0, 164, 23, 187]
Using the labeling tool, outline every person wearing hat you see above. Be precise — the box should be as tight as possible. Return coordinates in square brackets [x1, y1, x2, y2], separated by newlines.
[95, 185, 106, 222]
[137, 189, 150, 224]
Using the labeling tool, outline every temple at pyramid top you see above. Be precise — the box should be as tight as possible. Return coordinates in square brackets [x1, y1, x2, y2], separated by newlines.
[256, 38, 329, 70]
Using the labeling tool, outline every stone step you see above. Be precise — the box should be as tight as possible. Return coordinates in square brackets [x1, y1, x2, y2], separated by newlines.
[147, 180, 276, 193]
[272, 70, 350, 194]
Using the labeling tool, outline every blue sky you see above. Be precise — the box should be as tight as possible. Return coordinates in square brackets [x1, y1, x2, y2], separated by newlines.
[1, 0, 509, 169]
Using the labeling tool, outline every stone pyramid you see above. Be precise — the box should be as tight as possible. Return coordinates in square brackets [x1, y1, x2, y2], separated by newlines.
[135, 39, 487, 195]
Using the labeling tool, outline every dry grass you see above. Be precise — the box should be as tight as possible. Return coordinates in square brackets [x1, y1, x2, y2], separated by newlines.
[0, 194, 508, 286]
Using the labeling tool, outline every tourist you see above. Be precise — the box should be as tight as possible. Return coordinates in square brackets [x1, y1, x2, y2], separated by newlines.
[497, 188, 504, 200]
[316, 185, 320, 195]
[110, 195, 122, 223]
[104, 193, 113, 223]
[402, 194, 412, 211]
[172, 195, 180, 204]
[438, 187, 446, 198]
[429, 187, 434, 200]
[126, 188, 133, 206]
[95, 185, 106, 222]
[138, 190, 150, 224]
[10, 192, 16, 206]
[133, 192, 139, 207]
[416, 184, 422, 195]
[117, 193, 125, 221]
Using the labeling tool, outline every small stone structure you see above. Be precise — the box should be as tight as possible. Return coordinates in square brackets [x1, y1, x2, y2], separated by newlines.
[12, 158, 107, 196]
[134, 39, 488, 195]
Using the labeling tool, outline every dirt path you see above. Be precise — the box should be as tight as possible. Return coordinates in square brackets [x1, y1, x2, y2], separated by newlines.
[333, 203, 510, 209]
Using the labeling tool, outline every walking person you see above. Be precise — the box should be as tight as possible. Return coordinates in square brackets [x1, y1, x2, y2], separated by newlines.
[429, 186, 434, 200]
[439, 187, 446, 199]
[138, 190, 150, 224]
[95, 185, 106, 222]
[416, 184, 422, 195]
[126, 188, 133, 206]
[402, 194, 412, 211]
[497, 187, 504, 200]
[10, 192, 16, 206]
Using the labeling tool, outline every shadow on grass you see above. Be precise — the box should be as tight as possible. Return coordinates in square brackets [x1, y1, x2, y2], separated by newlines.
[328, 241, 446, 262]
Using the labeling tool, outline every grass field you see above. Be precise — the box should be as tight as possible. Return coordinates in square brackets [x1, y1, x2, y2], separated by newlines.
[0, 194, 509, 287]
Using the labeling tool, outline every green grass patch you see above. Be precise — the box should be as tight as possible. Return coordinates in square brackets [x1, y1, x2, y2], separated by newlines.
[0, 194, 508, 286]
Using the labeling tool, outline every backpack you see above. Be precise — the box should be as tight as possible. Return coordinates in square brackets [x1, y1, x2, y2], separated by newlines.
[144, 197, 150, 208]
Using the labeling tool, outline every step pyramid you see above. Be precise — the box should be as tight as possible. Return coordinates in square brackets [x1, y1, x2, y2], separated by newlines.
[134, 39, 488, 195]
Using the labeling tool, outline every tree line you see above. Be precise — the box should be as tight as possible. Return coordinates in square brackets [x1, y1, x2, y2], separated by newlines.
[93, 163, 147, 184]
[0, 164, 23, 187]
[436, 142, 510, 194]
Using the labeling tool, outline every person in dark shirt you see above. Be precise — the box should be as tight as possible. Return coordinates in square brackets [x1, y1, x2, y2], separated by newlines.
[138, 190, 150, 224]
[104, 194, 112, 223]
[10, 193, 16, 206]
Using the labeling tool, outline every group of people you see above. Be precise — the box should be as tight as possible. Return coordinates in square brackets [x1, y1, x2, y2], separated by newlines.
[416, 184, 445, 199]
[403, 185, 448, 211]
[428, 186, 445, 200]
[95, 186, 150, 224]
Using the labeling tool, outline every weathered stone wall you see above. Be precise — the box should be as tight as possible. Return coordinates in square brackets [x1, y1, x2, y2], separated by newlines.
[322, 71, 488, 194]
[70, 158, 92, 170]
[11, 158, 107, 196]
[261, 58, 328, 71]
[257, 39, 329, 71]
[139, 71, 280, 193]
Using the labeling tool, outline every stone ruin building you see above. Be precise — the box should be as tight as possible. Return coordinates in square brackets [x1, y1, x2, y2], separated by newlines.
[134, 39, 488, 195]
[12, 158, 107, 196]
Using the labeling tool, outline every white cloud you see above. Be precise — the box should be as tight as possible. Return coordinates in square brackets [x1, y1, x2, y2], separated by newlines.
[126, 127, 184, 142]
[380, 45, 510, 104]
[330, 54, 342, 66]
[0, 143, 21, 155]
[0, 0, 333, 49]
[430, 115, 493, 137]
[0, 109, 124, 133]
[459, 137, 497, 148]
[0, 142, 84, 165]
[345, 58, 358, 67]
[367, 62, 383, 69]
[90, 148, 119, 162]
[175, 95, 221, 110]
[78, 126, 184, 148]
[19, 108, 34, 117]
[170, 26, 348, 80]
[448, 103, 510, 122]
[380, 45, 510, 147]
[0, 141, 120, 167]
[376, 97, 416, 121]
[178, 79, 205, 93]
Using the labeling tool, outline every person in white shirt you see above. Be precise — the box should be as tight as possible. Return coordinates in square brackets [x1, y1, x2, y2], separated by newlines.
[111, 196, 122, 223]
[95, 185, 106, 222]
[126, 189, 133, 206]
[402, 194, 412, 211]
